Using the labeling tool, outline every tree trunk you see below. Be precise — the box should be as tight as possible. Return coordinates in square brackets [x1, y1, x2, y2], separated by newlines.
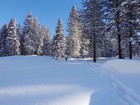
[129, 4, 133, 59]
[116, 0, 123, 59]
[93, 33, 96, 62]
[129, 40, 132, 59]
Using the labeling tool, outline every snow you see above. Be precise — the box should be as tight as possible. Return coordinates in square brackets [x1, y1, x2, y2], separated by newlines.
[137, 32, 140, 36]
[0, 56, 140, 105]
[103, 59, 140, 74]
[136, 19, 139, 23]
[131, 0, 138, 4]
[121, 1, 128, 6]
[102, 59, 140, 105]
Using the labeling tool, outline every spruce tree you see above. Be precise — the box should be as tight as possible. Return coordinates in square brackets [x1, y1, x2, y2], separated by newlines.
[5, 19, 20, 56]
[39, 25, 51, 55]
[82, 0, 104, 62]
[52, 18, 66, 58]
[111, 0, 123, 59]
[22, 12, 33, 55]
[22, 12, 40, 55]
[0, 23, 8, 56]
[32, 17, 41, 55]
[99, 0, 117, 57]
[16, 24, 23, 55]
[107, 0, 140, 59]
[67, 5, 82, 57]
[130, 0, 140, 57]
[120, 0, 136, 59]
[101, 0, 126, 58]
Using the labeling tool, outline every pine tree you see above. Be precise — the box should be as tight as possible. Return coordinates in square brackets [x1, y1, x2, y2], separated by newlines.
[22, 12, 40, 55]
[22, 12, 33, 55]
[67, 5, 82, 57]
[52, 18, 66, 58]
[16, 24, 23, 55]
[5, 19, 20, 56]
[111, 0, 124, 59]
[120, 0, 136, 59]
[32, 17, 41, 55]
[0, 23, 8, 56]
[99, 0, 118, 57]
[131, 0, 140, 57]
[99, 0, 140, 58]
[82, 0, 104, 62]
[101, 0, 127, 58]
[39, 25, 51, 55]
[80, 33, 90, 58]
[108, 0, 140, 59]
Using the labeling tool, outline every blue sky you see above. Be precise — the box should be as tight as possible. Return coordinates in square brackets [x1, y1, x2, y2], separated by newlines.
[0, 0, 82, 35]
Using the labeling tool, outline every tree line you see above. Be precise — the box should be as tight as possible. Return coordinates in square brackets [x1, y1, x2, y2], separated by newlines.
[0, 0, 140, 62]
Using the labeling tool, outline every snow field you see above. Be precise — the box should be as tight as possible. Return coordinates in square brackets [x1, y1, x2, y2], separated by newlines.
[0, 56, 140, 105]
[0, 56, 96, 105]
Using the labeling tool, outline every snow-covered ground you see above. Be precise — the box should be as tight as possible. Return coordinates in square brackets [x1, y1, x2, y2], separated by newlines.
[0, 56, 140, 105]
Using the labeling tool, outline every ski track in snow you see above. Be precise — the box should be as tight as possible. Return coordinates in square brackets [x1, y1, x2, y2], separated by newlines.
[84, 62, 140, 105]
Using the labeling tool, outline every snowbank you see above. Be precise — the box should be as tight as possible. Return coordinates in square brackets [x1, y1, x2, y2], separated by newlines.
[103, 59, 140, 74]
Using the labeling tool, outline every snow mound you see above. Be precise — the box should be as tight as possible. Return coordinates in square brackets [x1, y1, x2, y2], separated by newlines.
[103, 59, 140, 74]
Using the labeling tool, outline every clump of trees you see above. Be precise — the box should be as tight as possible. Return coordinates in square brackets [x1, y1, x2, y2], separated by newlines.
[0, 0, 140, 62]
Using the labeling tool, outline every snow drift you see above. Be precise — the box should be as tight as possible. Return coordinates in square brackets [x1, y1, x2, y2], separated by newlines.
[103, 59, 140, 74]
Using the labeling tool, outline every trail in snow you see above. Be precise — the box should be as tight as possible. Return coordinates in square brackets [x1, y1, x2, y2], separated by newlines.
[84, 62, 140, 105]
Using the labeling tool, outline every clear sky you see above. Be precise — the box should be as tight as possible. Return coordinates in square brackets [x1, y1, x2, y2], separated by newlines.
[0, 0, 82, 35]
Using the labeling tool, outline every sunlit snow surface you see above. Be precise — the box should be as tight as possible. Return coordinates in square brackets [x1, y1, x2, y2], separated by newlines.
[0, 56, 140, 105]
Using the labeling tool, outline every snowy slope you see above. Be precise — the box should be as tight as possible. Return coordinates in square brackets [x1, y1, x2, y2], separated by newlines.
[0, 56, 140, 105]
[103, 59, 140, 74]
[102, 59, 140, 105]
